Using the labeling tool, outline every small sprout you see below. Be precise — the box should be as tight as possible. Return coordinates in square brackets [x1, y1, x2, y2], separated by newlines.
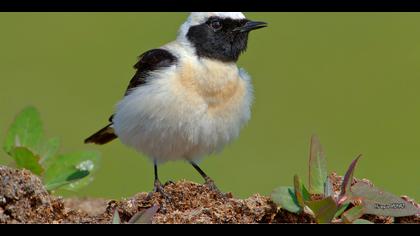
[271, 135, 418, 224]
[3, 106, 101, 192]
[128, 205, 159, 224]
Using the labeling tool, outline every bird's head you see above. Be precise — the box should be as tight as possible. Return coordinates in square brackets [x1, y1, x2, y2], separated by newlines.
[178, 12, 267, 62]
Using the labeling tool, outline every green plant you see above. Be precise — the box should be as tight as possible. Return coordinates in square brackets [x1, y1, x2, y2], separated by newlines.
[112, 205, 159, 224]
[3, 106, 101, 191]
[271, 135, 419, 224]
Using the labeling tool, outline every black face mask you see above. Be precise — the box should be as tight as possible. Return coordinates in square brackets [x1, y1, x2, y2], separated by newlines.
[186, 17, 267, 62]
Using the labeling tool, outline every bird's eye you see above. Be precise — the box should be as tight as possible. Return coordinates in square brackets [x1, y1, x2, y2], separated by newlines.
[209, 20, 222, 30]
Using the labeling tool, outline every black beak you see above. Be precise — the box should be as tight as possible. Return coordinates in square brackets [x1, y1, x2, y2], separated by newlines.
[233, 21, 268, 33]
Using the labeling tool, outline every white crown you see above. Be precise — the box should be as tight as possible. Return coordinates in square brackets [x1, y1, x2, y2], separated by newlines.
[187, 12, 246, 25]
[177, 12, 246, 42]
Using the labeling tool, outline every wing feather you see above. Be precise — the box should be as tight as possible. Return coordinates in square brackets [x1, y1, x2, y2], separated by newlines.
[85, 48, 178, 145]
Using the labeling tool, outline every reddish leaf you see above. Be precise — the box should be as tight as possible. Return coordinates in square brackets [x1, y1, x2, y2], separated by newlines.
[339, 155, 362, 201]
[351, 182, 420, 217]
[128, 205, 159, 224]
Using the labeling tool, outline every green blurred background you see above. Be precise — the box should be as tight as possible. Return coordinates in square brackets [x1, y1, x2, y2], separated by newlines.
[0, 13, 419, 200]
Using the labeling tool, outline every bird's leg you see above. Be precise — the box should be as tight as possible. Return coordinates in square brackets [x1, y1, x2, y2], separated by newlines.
[190, 161, 224, 197]
[146, 161, 172, 202]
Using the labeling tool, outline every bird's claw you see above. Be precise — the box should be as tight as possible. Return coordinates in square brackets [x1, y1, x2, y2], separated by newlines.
[204, 177, 227, 199]
[146, 180, 172, 202]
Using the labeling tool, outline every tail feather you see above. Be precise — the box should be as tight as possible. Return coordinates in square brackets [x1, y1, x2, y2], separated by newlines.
[85, 124, 117, 145]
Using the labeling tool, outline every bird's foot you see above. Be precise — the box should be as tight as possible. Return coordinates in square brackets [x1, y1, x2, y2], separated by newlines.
[204, 177, 228, 199]
[146, 179, 172, 202]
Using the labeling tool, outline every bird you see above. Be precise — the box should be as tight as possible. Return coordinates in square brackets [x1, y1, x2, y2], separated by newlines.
[85, 12, 267, 199]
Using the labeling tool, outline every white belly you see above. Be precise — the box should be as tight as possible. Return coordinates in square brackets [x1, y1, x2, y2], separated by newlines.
[113, 58, 253, 164]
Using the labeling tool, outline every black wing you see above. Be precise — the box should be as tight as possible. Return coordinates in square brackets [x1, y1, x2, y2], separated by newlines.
[85, 48, 178, 145]
[124, 48, 178, 96]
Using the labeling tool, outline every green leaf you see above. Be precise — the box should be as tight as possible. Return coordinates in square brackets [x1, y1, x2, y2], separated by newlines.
[294, 175, 305, 209]
[352, 219, 374, 224]
[10, 147, 44, 175]
[4, 106, 43, 154]
[339, 155, 362, 202]
[43, 151, 100, 191]
[305, 196, 338, 223]
[44, 170, 89, 190]
[302, 184, 311, 202]
[128, 205, 159, 224]
[39, 137, 60, 168]
[61, 175, 94, 191]
[112, 209, 121, 224]
[308, 135, 328, 194]
[271, 186, 302, 213]
[342, 205, 365, 223]
[334, 202, 350, 218]
[351, 182, 420, 217]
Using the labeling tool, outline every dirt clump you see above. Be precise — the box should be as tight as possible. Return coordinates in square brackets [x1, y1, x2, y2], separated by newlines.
[63, 198, 108, 217]
[0, 166, 58, 223]
[0, 166, 94, 223]
[0, 166, 418, 224]
[102, 181, 311, 224]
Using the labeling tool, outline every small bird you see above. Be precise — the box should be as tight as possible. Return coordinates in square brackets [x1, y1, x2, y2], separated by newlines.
[85, 12, 267, 198]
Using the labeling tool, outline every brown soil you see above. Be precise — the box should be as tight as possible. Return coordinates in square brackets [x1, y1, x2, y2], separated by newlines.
[0, 166, 418, 224]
